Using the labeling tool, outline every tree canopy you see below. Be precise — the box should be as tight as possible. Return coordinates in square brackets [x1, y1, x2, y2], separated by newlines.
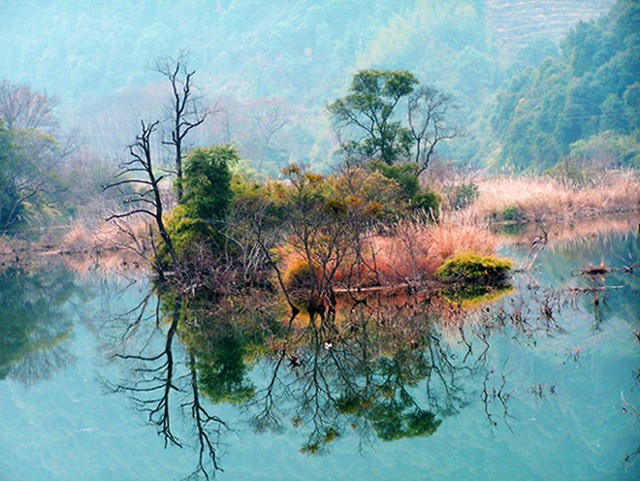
[328, 69, 457, 171]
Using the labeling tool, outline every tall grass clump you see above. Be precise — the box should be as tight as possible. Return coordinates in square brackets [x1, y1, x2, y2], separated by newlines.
[426, 210, 498, 261]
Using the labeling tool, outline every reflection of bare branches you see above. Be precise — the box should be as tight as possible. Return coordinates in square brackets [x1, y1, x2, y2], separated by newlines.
[186, 352, 227, 479]
[481, 368, 514, 433]
[109, 296, 182, 447]
[621, 391, 640, 463]
[425, 333, 469, 416]
[105, 291, 226, 479]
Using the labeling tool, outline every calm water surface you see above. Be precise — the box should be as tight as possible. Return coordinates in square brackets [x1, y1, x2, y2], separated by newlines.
[1, 232, 639, 480]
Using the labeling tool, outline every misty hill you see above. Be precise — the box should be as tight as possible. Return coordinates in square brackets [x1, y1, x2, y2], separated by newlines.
[491, 0, 640, 172]
[0, 0, 621, 173]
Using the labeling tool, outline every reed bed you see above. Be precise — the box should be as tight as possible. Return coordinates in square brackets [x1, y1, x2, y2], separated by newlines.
[472, 171, 640, 221]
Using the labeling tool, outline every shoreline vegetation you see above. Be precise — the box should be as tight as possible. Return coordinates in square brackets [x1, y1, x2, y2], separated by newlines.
[2, 170, 638, 299]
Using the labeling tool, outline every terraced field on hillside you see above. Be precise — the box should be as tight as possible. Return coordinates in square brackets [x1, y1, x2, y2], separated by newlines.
[487, 0, 614, 53]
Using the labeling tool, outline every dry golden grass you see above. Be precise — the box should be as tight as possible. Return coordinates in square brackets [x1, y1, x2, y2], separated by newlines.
[424, 211, 499, 261]
[278, 210, 500, 292]
[472, 171, 640, 221]
[363, 226, 438, 285]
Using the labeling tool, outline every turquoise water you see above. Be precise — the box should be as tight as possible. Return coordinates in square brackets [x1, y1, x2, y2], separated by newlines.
[1, 232, 639, 481]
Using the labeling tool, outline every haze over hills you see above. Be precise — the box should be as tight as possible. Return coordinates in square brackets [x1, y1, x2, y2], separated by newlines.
[0, 0, 623, 173]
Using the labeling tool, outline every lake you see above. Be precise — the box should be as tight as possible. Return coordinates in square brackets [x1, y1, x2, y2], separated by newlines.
[1, 229, 639, 481]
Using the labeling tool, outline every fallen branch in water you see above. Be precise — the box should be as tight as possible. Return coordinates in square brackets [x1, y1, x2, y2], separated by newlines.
[567, 285, 626, 293]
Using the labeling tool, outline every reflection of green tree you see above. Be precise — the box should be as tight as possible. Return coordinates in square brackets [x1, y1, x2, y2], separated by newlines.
[337, 352, 441, 442]
[0, 266, 76, 382]
[194, 333, 256, 404]
[178, 290, 284, 406]
[246, 304, 468, 453]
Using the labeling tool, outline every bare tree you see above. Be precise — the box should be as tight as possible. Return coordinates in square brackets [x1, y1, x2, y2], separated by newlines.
[0, 80, 58, 131]
[407, 86, 460, 176]
[154, 53, 208, 201]
[104, 120, 178, 271]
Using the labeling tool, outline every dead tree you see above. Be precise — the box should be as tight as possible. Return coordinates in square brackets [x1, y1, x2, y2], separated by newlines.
[105, 120, 178, 271]
[154, 54, 208, 202]
[104, 285, 226, 479]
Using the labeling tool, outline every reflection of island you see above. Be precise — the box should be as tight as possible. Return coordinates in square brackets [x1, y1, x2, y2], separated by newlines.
[246, 298, 471, 454]
[107, 230, 640, 476]
[111, 282, 480, 476]
[0, 265, 77, 384]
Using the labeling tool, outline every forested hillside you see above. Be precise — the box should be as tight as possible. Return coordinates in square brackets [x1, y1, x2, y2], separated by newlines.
[487, 0, 612, 53]
[0, 0, 621, 174]
[491, 0, 640, 172]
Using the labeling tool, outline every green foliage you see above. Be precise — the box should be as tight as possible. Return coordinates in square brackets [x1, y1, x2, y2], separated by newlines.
[182, 145, 238, 225]
[451, 182, 479, 209]
[0, 266, 76, 380]
[195, 333, 256, 405]
[165, 145, 239, 261]
[368, 160, 441, 216]
[499, 205, 526, 223]
[0, 119, 19, 229]
[371, 407, 440, 441]
[369, 160, 420, 198]
[328, 69, 418, 164]
[568, 131, 640, 169]
[0, 118, 69, 233]
[413, 190, 441, 216]
[436, 253, 514, 301]
[492, 1, 640, 172]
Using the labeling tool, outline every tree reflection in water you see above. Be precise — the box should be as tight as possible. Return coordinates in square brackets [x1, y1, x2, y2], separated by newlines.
[0, 265, 77, 385]
[105, 235, 640, 477]
[248, 295, 473, 453]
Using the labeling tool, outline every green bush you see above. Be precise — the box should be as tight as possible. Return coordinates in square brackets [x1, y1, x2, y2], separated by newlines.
[500, 205, 525, 222]
[368, 160, 420, 200]
[436, 253, 513, 301]
[412, 189, 441, 219]
[452, 182, 478, 209]
[368, 160, 440, 217]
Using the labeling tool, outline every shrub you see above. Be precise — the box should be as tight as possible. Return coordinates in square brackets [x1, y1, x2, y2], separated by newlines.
[452, 182, 478, 209]
[412, 189, 441, 218]
[282, 257, 319, 292]
[368, 160, 420, 200]
[499, 205, 526, 222]
[436, 252, 513, 301]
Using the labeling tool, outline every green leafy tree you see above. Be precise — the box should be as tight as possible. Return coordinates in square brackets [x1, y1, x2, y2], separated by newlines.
[0, 266, 76, 383]
[169, 145, 239, 258]
[328, 69, 418, 164]
[0, 119, 19, 228]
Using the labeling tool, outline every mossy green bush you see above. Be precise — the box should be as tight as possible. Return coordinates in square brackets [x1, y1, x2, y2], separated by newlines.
[412, 189, 441, 218]
[436, 252, 513, 301]
[500, 205, 525, 222]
